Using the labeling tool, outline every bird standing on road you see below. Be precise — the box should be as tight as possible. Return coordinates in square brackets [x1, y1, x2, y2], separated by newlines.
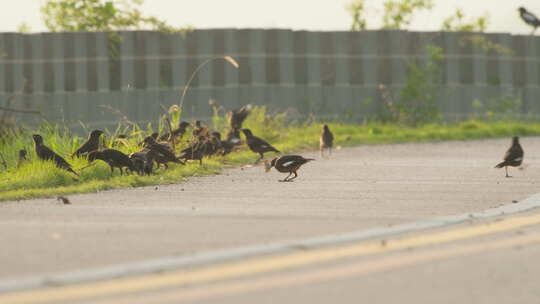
[72, 130, 104, 158]
[57, 196, 71, 205]
[495, 136, 524, 178]
[519, 7, 540, 34]
[88, 149, 136, 176]
[242, 129, 280, 163]
[33, 134, 78, 176]
[320, 124, 334, 157]
[265, 155, 314, 182]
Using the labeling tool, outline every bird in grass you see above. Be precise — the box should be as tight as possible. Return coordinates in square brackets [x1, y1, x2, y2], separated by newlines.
[159, 121, 190, 142]
[519, 7, 540, 34]
[129, 150, 159, 175]
[32, 134, 78, 176]
[320, 124, 334, 157]
[224, 128, 242, 148]
[179, 136, 213, 165]
[242, 129, 280, 163]
[264, 155, 314, 182]
[88, 149, 137, 176]
[17, 149, 28, 168]
[143, 136, 185, 166]
[57, 196, 71, 205]
[72, 130, 104, 158]
[228, 104, 251, 130]
[495, 136, 524, 178]
[192, 120, 209, 138]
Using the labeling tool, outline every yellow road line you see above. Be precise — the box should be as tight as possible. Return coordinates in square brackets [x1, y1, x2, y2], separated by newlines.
[2, 212, 540, 304]
[90, 231, 540, 304]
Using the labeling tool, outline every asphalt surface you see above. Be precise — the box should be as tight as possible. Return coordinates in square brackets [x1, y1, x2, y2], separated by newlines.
[1, 137, 540, 287]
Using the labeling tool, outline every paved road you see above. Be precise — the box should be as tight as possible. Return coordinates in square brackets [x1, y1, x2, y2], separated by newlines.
[1, 137, 540, 290]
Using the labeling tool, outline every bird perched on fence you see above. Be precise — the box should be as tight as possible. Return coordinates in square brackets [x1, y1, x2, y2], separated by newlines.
[242, 129, 280, 163]
[143, 136, 185, 166]
[72, 129, 104, 158]
[88, 149, 136, 176]
[17, 149, 28, 168]
[519, 7, 540, 34]
[495, 136, 524, 178]
[264, 155, 314, 182]
[32, 134, 78, 176]
[159, 121, 190, 142]
[320, 124, 334, 157]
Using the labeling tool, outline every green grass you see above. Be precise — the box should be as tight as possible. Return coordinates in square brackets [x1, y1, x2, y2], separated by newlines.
[1, 107, 540, 202]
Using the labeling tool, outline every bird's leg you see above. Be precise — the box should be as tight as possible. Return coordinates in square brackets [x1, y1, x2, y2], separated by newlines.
[120, 167, 124, 176]
[258, 153, 265, 164]
[505, 166, 511, 178]
[110, 167, 114, 176]
[288, 171, 298, 181]
[280, 172, 292, 182]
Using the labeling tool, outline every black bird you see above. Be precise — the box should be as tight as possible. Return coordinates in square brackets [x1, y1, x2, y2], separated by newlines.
[159, 121, 190, 142]
[228, 104, 251, 130]
[519, 7, 540, 34]
[242, 129, 280, 163]
[32, 134, 78, 176]
[192, 120, 208, 138]
[143, 136, 185, 166]
[220, 131, 238, 155]
[179, 136, 212, 165]
[129, 150, 157, 175]
[495, 136, 524, 178]
[320, 124, 334, 157]
[265, 155, 314, 182]
[72, 130, 104, 158]
[88, 149, 136, 176]
[57, 196, 71, 205]
[17, 149, 28, 168]
[225, 128, 242, 147]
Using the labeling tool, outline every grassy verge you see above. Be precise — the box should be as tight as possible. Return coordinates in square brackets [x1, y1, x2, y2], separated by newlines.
[1, 109, 539, 202]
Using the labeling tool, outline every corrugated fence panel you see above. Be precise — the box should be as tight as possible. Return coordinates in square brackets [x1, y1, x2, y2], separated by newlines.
[1, 29, 540, 126]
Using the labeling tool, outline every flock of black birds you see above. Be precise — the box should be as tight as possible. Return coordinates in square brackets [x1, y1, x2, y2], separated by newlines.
[21, 105, 336, 182]
[15, 6, 540, 184]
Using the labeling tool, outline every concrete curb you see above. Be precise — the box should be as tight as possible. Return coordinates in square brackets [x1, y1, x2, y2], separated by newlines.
[2, 193, 540, 293]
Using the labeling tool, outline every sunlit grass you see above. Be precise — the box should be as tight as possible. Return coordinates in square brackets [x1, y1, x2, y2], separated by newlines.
[1, 106, 540, 202]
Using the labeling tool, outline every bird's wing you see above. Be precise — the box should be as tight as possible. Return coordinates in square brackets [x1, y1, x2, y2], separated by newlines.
[523, 11, 539, 24]
[505, 146, 523, 162]
[53, 152, 73, 169]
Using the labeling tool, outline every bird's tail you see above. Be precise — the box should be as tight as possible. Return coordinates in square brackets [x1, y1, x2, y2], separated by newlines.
[495, 161, 507, 168]
[68, 167, 80, 176]
[305, 158, 315, 162]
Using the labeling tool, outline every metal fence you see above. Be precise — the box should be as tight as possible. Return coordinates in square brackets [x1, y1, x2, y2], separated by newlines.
[0, 29, 539, 127]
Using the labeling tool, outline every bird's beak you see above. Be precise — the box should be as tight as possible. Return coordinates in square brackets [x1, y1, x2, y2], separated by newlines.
[264, 161, 272, 172]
